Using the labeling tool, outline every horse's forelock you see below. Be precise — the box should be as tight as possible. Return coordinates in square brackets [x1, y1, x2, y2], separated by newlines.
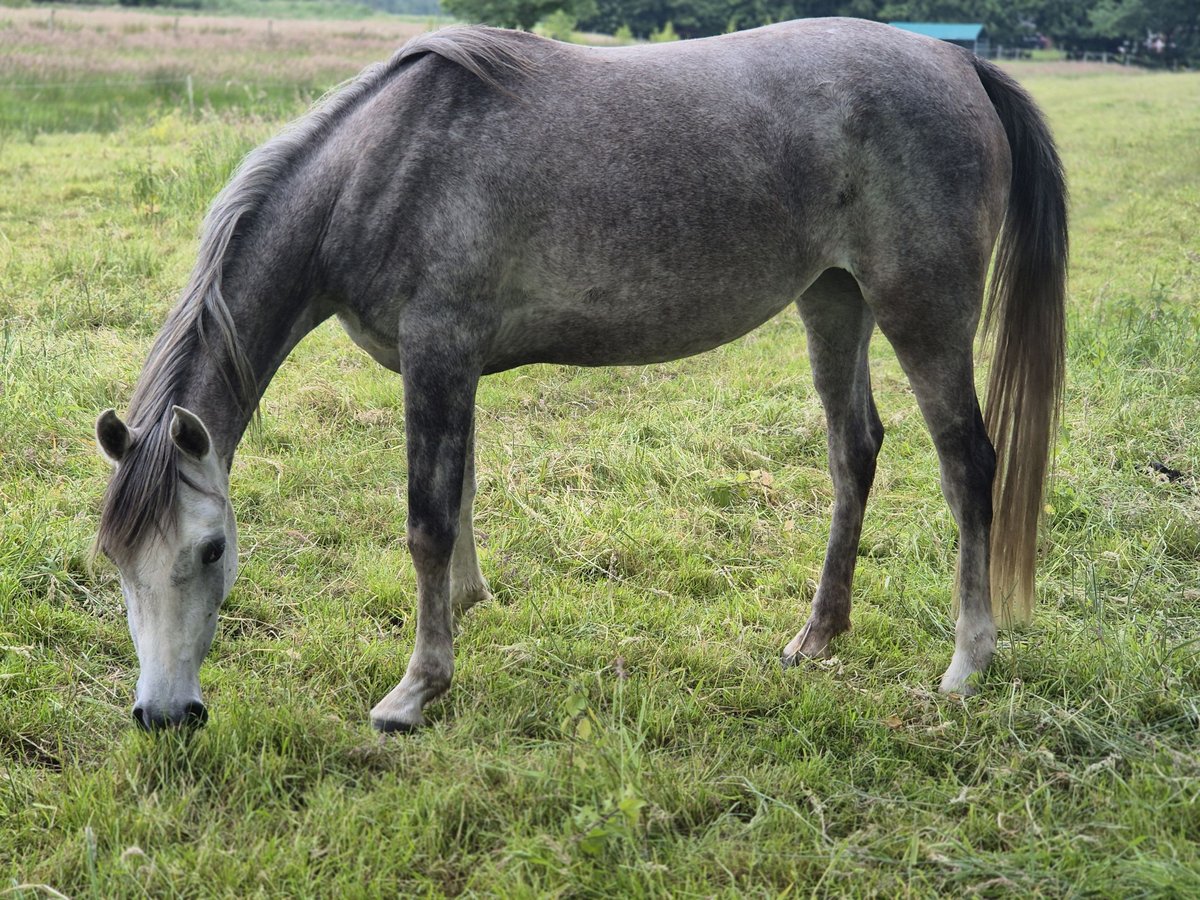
[97, 415, 181, 560]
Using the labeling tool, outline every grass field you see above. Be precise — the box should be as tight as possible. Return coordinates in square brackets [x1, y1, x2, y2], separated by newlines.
[2, 12, 1199, 896]
[0, 6, 436, 135]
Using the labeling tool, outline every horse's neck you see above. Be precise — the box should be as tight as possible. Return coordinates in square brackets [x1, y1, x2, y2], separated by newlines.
[172, 224, 330, 463]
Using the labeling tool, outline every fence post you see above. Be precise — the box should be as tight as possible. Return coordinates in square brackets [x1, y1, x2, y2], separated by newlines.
[187, 74, 195, 118]
[49, 9, 55, 33]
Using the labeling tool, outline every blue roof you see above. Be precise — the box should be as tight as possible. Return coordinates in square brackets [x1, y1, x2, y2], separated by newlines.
[889, 22, 985, 41]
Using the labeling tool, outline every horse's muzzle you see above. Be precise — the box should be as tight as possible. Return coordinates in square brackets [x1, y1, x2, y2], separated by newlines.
[132, 700, 208, 731]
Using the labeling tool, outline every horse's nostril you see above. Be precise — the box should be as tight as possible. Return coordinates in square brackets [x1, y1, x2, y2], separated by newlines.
[132, 703, 206, 730]
[183, 701, 209, 727]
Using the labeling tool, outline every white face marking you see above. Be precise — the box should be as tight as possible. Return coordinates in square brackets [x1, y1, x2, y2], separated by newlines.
[117, 449, 238, 727]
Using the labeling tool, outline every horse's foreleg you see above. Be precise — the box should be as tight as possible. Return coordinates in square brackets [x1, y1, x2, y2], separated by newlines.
[371, 354, 478, 732]
[451, 419, 491, 618]
[784, 270, 883, 664]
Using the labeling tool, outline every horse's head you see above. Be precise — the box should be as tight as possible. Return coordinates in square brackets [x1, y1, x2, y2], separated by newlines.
[95, 406, 237, 730]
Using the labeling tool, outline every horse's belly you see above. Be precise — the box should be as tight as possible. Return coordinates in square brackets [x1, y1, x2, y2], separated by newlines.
[486, 282, 802, 371]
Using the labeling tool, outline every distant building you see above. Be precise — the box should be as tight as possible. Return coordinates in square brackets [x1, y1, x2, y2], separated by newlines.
[889, 22, 989, 56]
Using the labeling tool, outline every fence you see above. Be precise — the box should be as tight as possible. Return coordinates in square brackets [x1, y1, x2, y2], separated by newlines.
[989, 45, 1133, 65]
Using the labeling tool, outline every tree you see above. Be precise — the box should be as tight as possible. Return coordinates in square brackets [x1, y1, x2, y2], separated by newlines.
[442, 0, 597, 30]
[1090, 0, 1200, 65]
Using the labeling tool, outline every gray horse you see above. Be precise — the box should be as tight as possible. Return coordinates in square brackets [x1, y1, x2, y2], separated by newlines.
[95, 19, 1066, 732]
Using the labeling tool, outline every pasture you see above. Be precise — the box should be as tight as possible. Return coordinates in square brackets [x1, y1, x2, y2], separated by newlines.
[2, 10, 1199, 896]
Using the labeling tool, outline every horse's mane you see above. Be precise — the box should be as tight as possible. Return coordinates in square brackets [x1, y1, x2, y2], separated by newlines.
[97, 26, 537, 559]
[395, 25, 541, 88]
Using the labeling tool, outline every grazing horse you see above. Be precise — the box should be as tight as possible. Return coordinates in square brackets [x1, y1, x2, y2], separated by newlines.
[94, 19, 1066, 732]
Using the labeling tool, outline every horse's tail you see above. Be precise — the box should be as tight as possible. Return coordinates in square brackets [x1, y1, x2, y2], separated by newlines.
[971, 56, 1068, 626]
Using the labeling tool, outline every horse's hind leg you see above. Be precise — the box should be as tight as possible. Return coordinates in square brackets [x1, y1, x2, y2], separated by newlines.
[371, 346, 478, 732]
[451, 420, 491, 619]
[783, 269, 884, 664]
[864, 274, 997, 694]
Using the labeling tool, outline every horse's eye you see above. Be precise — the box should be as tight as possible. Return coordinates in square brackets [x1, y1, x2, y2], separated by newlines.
[200, 539, 225, 566]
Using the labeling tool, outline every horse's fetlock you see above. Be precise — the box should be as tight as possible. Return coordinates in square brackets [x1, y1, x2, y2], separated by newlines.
[418, 653, 454, 691]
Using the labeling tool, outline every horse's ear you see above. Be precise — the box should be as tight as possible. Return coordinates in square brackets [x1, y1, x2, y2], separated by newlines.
[96, 409, 132, 464]
[170, 406, 213, 459]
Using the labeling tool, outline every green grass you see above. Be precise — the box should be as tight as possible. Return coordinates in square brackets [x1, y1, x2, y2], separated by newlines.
[0, 7, 438, 136]
[2, 24, 1199, 895]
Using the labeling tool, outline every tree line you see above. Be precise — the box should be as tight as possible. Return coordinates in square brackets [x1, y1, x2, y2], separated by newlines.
[443, 0, 1199, 66]
[80, 0, 1197, 65]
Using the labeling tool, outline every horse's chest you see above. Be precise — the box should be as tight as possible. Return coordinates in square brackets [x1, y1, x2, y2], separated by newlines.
[337, 309, 403, 372]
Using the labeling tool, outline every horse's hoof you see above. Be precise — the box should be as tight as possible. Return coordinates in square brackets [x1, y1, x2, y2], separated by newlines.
[369, 693, 426, 733]
[938, 681, 979, 698]
[938, 672, 981, 697]
[782, 618, 842, 663]
[938, 639, 992, 696]
[371, 715, 422, 734]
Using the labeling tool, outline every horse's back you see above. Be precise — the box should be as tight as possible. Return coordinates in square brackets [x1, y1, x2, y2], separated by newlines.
[322, 19, 1010, 370]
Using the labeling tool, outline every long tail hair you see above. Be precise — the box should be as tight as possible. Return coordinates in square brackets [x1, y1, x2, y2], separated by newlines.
[971, 56, 1068, 626]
